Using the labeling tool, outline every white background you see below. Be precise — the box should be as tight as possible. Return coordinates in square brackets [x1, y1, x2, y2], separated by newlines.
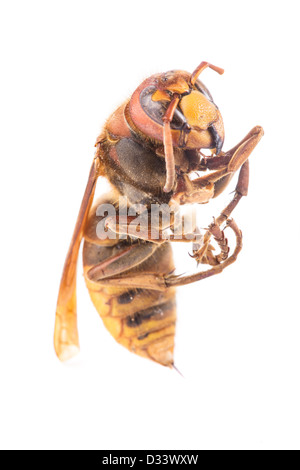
[0, 0, 299, 451]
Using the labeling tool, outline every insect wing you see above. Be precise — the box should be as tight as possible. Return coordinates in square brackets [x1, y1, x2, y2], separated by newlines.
[54, 158, 100, 361]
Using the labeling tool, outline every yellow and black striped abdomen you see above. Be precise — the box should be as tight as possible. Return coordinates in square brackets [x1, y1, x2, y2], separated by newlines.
[83, 237, 177, 367]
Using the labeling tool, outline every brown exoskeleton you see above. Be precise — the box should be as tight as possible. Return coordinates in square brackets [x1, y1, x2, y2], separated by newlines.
[54, 61, 263, 368]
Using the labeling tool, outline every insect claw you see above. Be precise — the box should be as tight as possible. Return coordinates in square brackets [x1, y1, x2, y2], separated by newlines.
[209, 216, 216, 227]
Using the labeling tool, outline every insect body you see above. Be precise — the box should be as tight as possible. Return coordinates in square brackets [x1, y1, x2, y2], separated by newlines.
[54, 62, 263, 367]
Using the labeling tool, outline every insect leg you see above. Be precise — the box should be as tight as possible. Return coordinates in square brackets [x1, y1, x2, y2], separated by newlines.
[105, 215, 166, 244]
[192, 160, 249, 266]
[195, 126, 264, 197]
[191, 220, 229, 266]
[162, 95, 180, 193]
[86, 241, 158, 282]
[215, 159, 249, 225]
[165, 218, 242, 287]
[187, 126, 263, 264]
[105, 214, 200, 244]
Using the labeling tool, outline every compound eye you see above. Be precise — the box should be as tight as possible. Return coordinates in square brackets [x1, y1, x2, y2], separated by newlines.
[140, 86, 187, 131]
[194, 79, 214, 102]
